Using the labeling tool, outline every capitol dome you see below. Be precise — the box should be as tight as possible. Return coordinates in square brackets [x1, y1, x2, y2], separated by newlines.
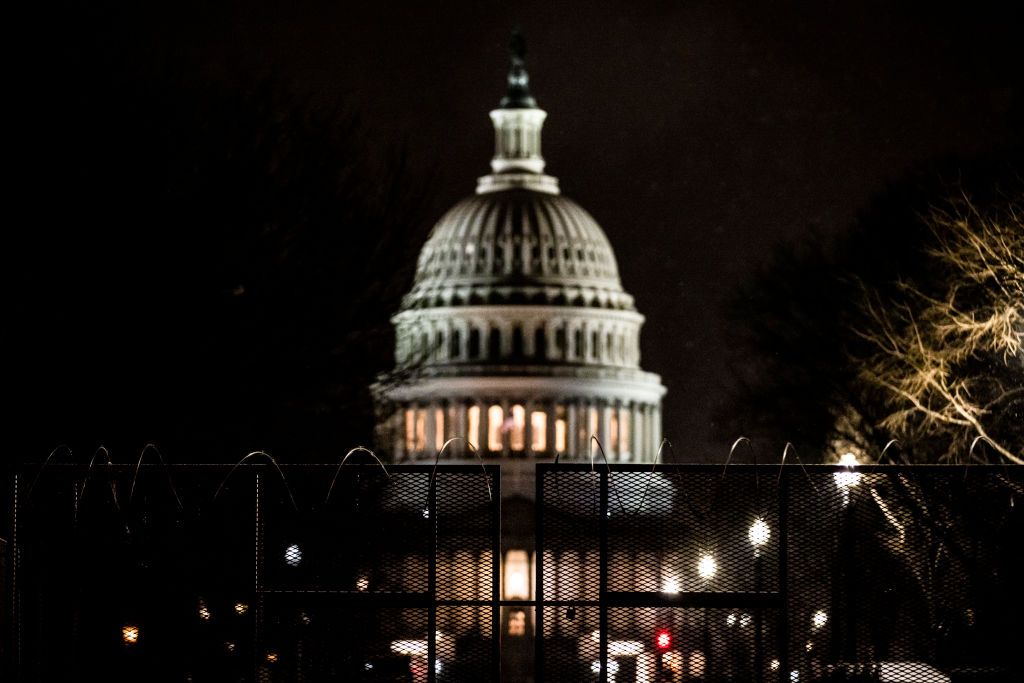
[375, 38, 665, 495]
[405, 190, 634, 311]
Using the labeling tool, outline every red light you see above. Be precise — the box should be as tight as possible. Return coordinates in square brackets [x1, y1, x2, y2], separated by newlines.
[655, 629, 671, 650]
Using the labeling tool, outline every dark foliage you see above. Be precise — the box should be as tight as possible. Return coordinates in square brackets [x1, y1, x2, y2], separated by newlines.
[6, 6, 433, 463]
[717, 154, 1023, 462]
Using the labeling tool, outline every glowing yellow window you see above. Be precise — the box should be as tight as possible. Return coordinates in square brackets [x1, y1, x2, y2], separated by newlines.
[555, 418, 567, 453]
[510, 405, 526, 451]
[530, 411, 547, 451]
[468, 405, 480, 448]
[610, 409, 619, 451]
[415, 409, 427, 451]
[435, 408, 445, 451]
[487, 405, 504, 451]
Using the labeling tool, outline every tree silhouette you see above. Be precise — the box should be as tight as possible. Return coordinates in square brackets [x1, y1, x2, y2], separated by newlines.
[718, 156, 1023, 462]
[8, 39, 433, 462]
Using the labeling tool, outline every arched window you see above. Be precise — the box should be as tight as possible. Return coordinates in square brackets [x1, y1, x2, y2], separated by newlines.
[450, 328, 462, 360]
[555, 326, 566, 358]
[574, 328, 584, 361]
[534, 327, 548, 361]
[488, 328, 502, 360]
[469, 328, 481, 359]
[511, 326, 524, 359]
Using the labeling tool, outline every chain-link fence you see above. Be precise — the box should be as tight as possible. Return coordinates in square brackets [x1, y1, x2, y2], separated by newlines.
[537, 464, 1023, 683]
[4, 463, 1022, 682]
[5, 462, 500, 682]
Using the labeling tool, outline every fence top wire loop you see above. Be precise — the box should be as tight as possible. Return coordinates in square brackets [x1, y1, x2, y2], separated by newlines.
[589, 435, 628, 515]
[426, 437, 493, 502]
[79, 446, 121, 511]
[213, 450, 298, 511]
[128, 443, 183, 511]
[26, 443, 75, 500]
[878, 439, 906, 465]
[631, 438, 674, 516]
[778, 442, 819, 493]
[721, 436, 757, 485]
[325, 446, 392, 504]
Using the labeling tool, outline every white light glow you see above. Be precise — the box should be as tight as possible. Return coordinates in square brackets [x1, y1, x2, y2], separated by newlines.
[234, 602, 248, 615]
[770, 659, 780, 671]
[284, 544, 302, 567]
[609, 640, 644, 657]
[749, 518, 771, 547]
[504, 550, 531, 600]
[356, 575, 369, 592]
[698, 553, 717, 580]
[812, 609, 828, 629]
[661, 577, 681, 594]
[122, 625, 139, 644]
[726, 613, 737, 627]
[834, 453, 862, 490]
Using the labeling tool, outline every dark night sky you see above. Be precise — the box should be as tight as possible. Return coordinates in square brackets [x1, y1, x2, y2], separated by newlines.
[10, 0, 1022, 461]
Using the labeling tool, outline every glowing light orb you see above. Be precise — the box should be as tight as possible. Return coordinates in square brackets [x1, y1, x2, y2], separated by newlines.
[121, 625, 139, 644]
[749, 518, 771, 547]
[284, 544, 302, 567]
[812, 609, 828, 629]
[697, 553, 717, 580]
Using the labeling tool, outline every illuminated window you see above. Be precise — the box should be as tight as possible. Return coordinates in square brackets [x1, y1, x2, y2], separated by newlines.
[589, 406, 598, 441]
[415, 409, 426, 451]
[504, 550, 530, 599]
[487, 405, 504, 451]
[510, 405, 526, 451]
[530, 411, 547, 451]
[404, 409, 415, 453]
[434, 408, 445, 451]
[610, 409, 619, 451]
[468, 405, 480, 447]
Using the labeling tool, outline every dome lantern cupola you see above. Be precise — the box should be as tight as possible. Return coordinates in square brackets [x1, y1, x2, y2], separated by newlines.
[479, 31, 559, 194]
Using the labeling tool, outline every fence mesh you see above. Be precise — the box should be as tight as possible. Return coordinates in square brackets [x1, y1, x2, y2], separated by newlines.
[6, 463, 499, 682]
[4, 462, 1021, 682]
[537, 464, 1023, 683]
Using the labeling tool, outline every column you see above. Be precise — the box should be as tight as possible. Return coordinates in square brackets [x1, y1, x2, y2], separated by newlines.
[456, 402, 468, 445]
[425, 400, 437, 456]
[631, 402, 642, 462]
[546, 401, 557, 457]
[598, 401, 612, 462]
[566, 401, 578, 459]
[501, 399, 511, 456]
[474, 400, 486, 454]
[652, 405, 662, 454]
[524, 400, 534, 455]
